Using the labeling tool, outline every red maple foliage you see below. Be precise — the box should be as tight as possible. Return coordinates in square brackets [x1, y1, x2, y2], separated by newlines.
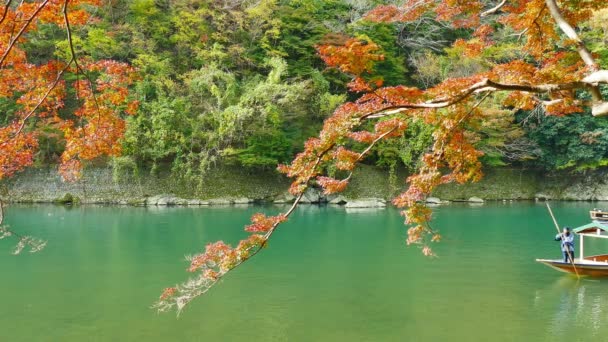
[0, 0, 138, 182]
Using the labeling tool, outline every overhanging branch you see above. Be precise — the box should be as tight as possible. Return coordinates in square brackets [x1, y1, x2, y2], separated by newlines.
[364, 77, 608, 119]
[481, 0, 507, 17]
[544, 0, 602, 102]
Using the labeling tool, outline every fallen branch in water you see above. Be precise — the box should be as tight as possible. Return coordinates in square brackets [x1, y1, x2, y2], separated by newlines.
[0, 199, 47, 254]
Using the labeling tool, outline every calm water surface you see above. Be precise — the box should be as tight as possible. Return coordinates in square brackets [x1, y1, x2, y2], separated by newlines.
[1, 202, 607, 341]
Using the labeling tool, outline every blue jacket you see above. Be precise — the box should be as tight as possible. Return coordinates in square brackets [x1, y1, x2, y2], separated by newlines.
[555, 233, 575, 252]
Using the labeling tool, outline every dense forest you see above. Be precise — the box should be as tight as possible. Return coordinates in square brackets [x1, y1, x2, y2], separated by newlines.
[5, 0, 608, 186]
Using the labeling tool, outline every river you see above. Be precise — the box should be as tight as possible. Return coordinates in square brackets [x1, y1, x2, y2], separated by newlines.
[1, 202, 607, 341]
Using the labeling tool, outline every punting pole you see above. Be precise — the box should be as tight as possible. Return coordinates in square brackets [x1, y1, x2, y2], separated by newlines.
[546, 202, 580, 279]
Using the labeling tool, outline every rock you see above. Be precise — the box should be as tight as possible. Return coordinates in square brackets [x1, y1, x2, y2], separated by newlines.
[425, 197, 442, 204]
[186, 199, 209, 206]
[345, 207, 385, 213]
[146, 195, 187, 205]
[594, 183, 608, 200]
[156, 197, 172, 205]
[561, 180, 595, 200]
[186, 199, 201, 206]
[232, 197, 252, 204]
[535, 193, 552, 201]
[208, 198, 232, 205]
[344, 198, 386, 208]
[156, 196, 179, 206]
[273, 192, 295, 204]
[300, 188, 322, 204]
[126, 198, 146, 206]
[329, 195, 348, 205]
[146, 195, 161, 205]
[468, 197, 485, 203]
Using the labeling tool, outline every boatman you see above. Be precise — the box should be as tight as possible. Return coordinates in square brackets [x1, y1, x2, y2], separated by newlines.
[555, 227, 575, 263]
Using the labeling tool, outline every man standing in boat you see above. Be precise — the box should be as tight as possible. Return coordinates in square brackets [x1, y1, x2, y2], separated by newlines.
[555, 227, 575, 263]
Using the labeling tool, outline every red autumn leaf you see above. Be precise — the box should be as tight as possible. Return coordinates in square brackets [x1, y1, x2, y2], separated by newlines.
[316, 176, 349, 195]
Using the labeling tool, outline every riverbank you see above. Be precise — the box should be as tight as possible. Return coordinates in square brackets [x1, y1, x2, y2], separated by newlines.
[2, 165, 608, 206]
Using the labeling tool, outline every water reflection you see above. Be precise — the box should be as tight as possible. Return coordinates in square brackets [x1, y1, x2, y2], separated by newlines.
[535, 277, 608, 341]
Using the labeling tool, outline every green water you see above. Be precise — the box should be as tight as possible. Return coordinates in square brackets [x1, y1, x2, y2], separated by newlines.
[1, 202, 608, 341]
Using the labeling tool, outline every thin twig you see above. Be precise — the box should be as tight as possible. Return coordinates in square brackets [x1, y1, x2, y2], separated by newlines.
[0, 0, 13, 26]
[0, 0, 51, 68]
[481, 0, 507, 17]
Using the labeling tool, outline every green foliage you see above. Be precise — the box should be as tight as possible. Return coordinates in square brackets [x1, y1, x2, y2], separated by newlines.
[84, 28, 122, 59]
[122, 56, 332, 183]
[374, 119, 434, 171]
[351, 22, 409, 86]
[585, 8, 608, 68]
[247, 0, 352, 77]
[230, 131, 292, 168]
[22, 24, 64, 64]
[472, 105, 539, 167]
[518, 110, 608, 170]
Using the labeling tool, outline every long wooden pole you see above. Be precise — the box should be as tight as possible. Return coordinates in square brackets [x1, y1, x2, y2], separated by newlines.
[546, 202, 580, 278]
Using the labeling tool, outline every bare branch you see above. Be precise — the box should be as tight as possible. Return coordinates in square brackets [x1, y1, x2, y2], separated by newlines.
[338, 126, 400, 185]
[62, 0, 103, 125]
[364, 77, 608, 119]
[583, 70, 608, 84]
[0, 199, 47, 254]
[592, 102, 608, 117]
[545, 0, 596, 69]
[544, 0, 602, 102]
[0, 0, 13, 26]
[481, 0, 507, 17]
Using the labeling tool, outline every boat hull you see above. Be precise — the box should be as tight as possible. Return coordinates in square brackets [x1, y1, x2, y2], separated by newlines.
[536, 258, 608, 277]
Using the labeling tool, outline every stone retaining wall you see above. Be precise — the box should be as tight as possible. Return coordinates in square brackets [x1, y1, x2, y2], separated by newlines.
[3, 165, 608, 206]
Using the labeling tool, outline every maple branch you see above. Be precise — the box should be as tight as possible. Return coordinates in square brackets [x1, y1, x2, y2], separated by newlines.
[62, 0, 106, 155]
[63, 0, 79, 70]
[14, 0, 102, 137]
[364, 77, 608, 119]
[544, 0, 597, 70]
[435, 92, 491, 158]
[235, 141, 337, 249]
[532, 5, 547, 64]
[480, 0, 507, 17]
[156, 144, 337, 314]
[63, 0, 102, 117]
[338, 126, 399, 186]
[0, 0, 13, 26]
[0, 199, 47, 254]
[0, 0, 51, 68]
[511, 28, 528, 41]
[15, 60, 73, 135]
[544, 0, 602, 102]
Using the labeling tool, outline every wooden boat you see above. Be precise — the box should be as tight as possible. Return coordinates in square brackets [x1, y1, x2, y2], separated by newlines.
[536, 214, 608, 277]
[590, 209, 608, 222]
